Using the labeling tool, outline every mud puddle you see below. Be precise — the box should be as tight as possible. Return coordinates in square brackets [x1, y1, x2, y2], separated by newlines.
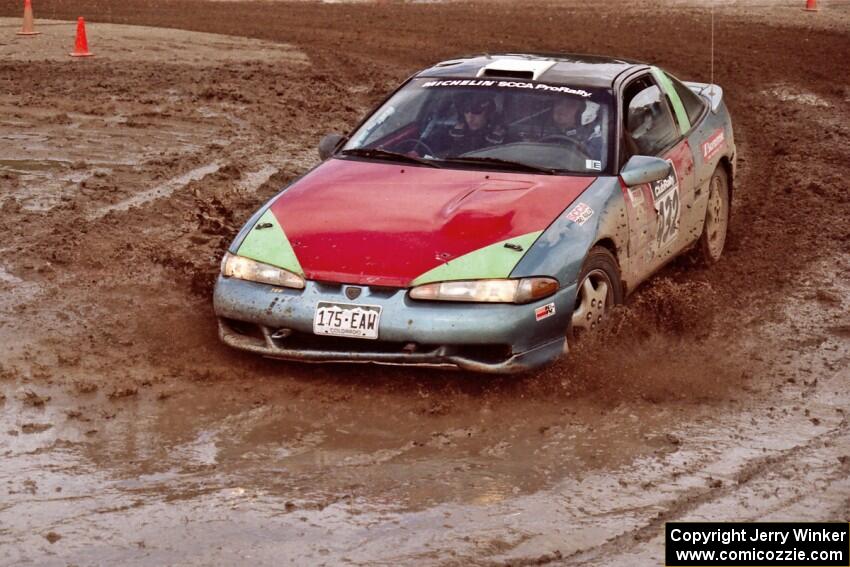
[1, 255, 846, 564]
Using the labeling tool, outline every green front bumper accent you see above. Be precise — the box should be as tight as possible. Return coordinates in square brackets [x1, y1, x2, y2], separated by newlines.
[236, 209, 304, 275]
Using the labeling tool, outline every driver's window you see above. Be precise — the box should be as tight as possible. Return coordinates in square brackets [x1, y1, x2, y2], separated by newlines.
[622, 75, 679, 157]
[348, 88, 425, 148]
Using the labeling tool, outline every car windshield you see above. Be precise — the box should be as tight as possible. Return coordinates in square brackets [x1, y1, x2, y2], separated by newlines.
[343, 77, 614, 174]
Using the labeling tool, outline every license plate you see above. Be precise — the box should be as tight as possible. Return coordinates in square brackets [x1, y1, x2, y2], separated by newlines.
[313, 301, 382, 340]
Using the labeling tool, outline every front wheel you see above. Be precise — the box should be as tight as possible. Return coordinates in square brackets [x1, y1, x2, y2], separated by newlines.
[569, 246, 624, 341]
[695, 166, 730, 264]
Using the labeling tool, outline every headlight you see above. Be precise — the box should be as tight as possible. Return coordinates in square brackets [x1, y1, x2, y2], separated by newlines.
[409, 277, 558, 304]
[220, 252, 305, 289]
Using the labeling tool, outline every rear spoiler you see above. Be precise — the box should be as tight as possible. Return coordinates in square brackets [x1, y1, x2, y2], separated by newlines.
[684, 81, 724, 113]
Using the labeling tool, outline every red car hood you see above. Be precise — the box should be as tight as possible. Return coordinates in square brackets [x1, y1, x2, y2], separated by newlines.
[267, 158, 594, 287]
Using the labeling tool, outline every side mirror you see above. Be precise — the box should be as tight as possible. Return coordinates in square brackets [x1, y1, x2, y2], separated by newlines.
[318, 133, 346, 161]
[619, 155, 671, 187]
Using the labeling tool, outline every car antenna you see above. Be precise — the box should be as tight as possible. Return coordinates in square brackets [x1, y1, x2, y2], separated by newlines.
[710, 0, 716, 97]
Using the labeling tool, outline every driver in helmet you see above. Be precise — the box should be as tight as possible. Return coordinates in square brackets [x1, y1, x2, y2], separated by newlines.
[446, 94, 505, 156]
[546, 97, 604, 159]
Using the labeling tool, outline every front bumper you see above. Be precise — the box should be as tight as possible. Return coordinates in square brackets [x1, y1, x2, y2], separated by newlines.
[213, 276, 577, 374]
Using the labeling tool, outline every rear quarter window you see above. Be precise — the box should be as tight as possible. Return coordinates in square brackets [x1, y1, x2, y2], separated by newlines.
[667, 72, 707, 128]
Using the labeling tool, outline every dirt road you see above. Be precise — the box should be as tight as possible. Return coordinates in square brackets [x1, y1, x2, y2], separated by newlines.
[0, 1, 848, 564]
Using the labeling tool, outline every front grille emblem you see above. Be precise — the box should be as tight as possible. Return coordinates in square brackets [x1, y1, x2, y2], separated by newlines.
[345, 286, 362, 300]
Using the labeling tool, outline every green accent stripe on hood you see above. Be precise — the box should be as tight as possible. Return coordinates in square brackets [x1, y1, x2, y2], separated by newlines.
[652, 67, 691, 134]
[411, 231, 543, 286]
[236, 209, 304, 275]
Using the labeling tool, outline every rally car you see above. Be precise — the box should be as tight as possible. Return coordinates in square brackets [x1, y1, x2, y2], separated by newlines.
[214, 53, 735, 373]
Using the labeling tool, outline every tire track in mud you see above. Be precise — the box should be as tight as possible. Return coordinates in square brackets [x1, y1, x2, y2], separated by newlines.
[586, 443, 850, 566]
[88, 162, 222, 220]
[432, 365, 850, 566]
[566, 417, 850, 566]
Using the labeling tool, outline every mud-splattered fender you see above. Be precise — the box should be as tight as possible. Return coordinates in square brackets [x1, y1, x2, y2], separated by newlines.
[228, 163, 322, 254]
[510, 177, 629, 288]
[228, 200, 275, 254]
[689, 100, 736, 194]
[682, 82, 736, 188]
[682, 91, 736, 238]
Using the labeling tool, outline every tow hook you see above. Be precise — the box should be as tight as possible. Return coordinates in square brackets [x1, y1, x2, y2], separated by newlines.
[271, 328, 292, 340]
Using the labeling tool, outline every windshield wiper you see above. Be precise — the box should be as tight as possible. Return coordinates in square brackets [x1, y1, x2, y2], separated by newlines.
[437, 156, 557, 174]
[340, 148, 439, 168]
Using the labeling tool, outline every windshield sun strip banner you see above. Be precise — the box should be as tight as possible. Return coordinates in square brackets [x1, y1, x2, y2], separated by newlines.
[420, 78, 594, 98]
[411, 231, 544, 286]
[236, 209, 304, 276]
[652, 67, 691, 134]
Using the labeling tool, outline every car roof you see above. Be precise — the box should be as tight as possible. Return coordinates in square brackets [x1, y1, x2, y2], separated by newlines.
[415, 53, 648, 88]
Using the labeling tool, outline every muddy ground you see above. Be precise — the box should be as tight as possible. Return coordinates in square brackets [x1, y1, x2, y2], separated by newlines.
[0, 0, 849, 565]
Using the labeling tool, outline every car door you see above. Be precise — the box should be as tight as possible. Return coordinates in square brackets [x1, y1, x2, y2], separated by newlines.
[620, 73, 696, 280]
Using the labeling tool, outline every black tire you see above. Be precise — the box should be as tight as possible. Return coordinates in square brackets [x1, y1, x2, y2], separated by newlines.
[568, 246, 624, 341]
[695, 166, 730, 265]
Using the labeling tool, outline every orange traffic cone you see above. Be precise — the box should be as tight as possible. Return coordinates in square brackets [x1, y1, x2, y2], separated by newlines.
[17, 0, 41, 36]
[69, 17, 93, 57]
[804, 0, 818, 10]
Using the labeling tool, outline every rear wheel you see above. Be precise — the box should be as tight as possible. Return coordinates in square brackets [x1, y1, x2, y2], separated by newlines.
[696, 166, 730, 264]
[569, 246, 624, 341]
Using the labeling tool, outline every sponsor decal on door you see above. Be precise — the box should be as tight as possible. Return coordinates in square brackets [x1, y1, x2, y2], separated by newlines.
[649, 161, 681, 249]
